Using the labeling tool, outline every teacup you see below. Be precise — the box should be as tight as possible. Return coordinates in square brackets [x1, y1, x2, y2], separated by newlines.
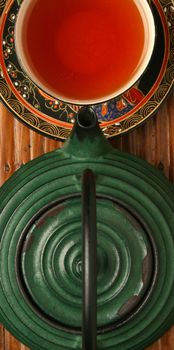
[15, 0, 155, 105]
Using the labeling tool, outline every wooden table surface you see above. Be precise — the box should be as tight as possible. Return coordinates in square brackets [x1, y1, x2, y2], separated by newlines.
[0, 94, 174, 349]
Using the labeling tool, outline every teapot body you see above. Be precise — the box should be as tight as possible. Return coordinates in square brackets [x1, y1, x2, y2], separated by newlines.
[0, 108, 174, 349]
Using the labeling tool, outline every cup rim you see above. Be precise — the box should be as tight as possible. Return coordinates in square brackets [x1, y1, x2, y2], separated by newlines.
[15, 0, 156, 106]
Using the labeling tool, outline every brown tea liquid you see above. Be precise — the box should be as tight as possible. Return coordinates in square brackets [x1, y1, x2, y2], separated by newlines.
[20, 0, 145, 102]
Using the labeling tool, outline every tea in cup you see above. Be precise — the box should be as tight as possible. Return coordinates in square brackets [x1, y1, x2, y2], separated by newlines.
[15, 0, 155, 105]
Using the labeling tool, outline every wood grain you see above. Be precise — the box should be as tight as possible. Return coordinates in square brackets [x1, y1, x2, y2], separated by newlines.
[0, 94, 174, 349]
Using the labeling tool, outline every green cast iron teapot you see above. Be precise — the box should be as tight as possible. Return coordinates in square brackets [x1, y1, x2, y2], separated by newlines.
[0, 107, 174, 350]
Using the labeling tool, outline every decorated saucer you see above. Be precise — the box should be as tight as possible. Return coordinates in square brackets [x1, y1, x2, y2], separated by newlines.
[0, 0, 174, 141]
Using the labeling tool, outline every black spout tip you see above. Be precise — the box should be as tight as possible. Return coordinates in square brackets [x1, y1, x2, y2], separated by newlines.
[62, 104, 112, 157]
[77, 107, 97, 129]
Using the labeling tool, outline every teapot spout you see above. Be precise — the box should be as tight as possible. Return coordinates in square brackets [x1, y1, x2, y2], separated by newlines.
[62, 107, 112, 158]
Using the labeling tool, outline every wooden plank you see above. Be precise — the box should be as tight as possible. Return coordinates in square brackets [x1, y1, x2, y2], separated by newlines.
[147, 339, 161, 350]
[0, 325, 4, 350]
[13, 118, 31, 171]
[4, 329, 30, 350]
[159, 327, 174, 349]
[0, 103, 15, 185]
[43, 133, 63, 154]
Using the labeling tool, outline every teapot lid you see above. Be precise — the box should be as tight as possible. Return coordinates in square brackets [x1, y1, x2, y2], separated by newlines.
[17, 193, 154, 331]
